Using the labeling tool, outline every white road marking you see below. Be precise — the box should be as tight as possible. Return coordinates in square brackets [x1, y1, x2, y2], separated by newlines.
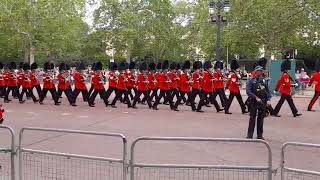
[61, 113, 71, 116]
[78, 116, 89, 118]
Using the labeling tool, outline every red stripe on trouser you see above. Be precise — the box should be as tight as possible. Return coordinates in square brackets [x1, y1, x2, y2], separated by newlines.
[308, 92, 320, 109]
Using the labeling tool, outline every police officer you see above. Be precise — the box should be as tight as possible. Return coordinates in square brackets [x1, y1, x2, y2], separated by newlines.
[246, 66, 272, 140]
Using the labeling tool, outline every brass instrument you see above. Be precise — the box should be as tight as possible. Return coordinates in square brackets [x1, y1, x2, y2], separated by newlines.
[165, 71, 172, 83]
[79, 72, 87, 82]
[151, 72, 157, 84]
[98, 72, 105, 84]
[120, 73, 128, 83]
[143, 72, 149, 84]
[0, 71, 3, 81]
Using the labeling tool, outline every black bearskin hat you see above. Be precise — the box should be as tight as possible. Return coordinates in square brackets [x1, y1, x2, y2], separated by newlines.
[281, 59, 291, 72]
[315, 59, 320, 72]
[230, 59, 240, 71]
[176, 63, 182, 70]
[129, 62, 136, 69]
[43, 62, 50, 71]
[156, 62, 162, 70]
[92, 63, 96, 70]
[31, 63, 38, 70]
[19, 62, 24, 69]
[77, 62, 86, 70]
[204, 61, 212, 70]
[257, 57, 268, 70]
[193, 61, 202, 70]
[182, 60, 191, 70]
[149, 62, 156, 71]
[214, 61, 223, 70]
[95, 61, 103, 71]
[162, 60, 169, 70]
[9, 62, 17, 70]
[110, 62, 118, 71]
[139, 62, 147, 71]
[50, 63, 55, 70]
[170, 62, 177, 70]
[119, 61, 127, 71]
[66, 64, 71, 70]
[23, 63, 30, 71]
[59, 63, 66, 71]
[0, 62, 3, 69]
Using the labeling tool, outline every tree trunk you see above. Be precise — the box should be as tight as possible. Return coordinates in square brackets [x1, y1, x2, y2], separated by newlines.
[24, 48, 30, 63]
[29, 47, 35, 64]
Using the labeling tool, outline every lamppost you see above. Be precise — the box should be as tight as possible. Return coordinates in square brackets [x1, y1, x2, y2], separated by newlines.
[209, 0, 230, 63]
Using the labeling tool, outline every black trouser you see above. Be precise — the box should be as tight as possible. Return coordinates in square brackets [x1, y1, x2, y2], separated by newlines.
[39, 88, 59, 103]
[111, 89, 132, 107]
[153, 90, 174, 108]
[0, 86, 6, 97]
[225, 92, 246, 113]
[73, 88, 89, 103]
[308, 91, 320, 110]
[166, 88, 179, 103]
[127, 87, 136, 101]
[88, 84, 94, 95]
[19, 88, 37, 102]
[174, 91, 195, 110]
[89, 89, 108, 106]
[197, 91, 221, 111]
[4, 86, 18, 101]
[247, 99, 266, 138]
[106, 86, 118, 100]
[132, 90, 152, 108]
[273, 94, 298, 115]
[57, 88, 74, 105]
[189, 88, 201, 105]
[212, 88, 227, 107]
[32, 85, 42, 98]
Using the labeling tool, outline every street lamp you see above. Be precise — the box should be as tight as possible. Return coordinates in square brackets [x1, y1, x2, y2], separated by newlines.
[209, 0, 230, 63]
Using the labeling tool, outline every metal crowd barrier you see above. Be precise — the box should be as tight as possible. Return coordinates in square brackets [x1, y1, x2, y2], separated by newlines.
[130, 137, 273, 180]
[281, 142, 320, 180]
[18, 127, 127, 180]
[0, 125, 15, 180]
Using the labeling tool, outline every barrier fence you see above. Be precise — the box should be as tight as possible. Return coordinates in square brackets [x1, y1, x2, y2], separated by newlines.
[281, 142, 320, 180]
[130, 137, 273, 180]
[0, 126, 15, 180]
[1, 125, 320, 180]
[18, 127, 127, 180]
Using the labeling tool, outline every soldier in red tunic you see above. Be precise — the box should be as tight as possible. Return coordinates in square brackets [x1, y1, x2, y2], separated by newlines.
[273, 55, 302, 117]
[73, 63, 89, 104]
[307, 59, 320, 111]
[88, 62, 109, 107]
[105, 62, 119, 102]
[39, 62, 60, 105]
[132, 62, 152, 109]
[110, 62, 132, 108]
[19, 63, 38, 103]
[141, 62, 157, 104]
[0, 63, 6, 98]
[196, 61, 223, 112]
[57, 63, 76, 106]
[30, 63, 42, 98]
[126, 62, 137, 101]
[189, 61, 203, 109]
[224, 59, 247, 114]
[4, 62, 18, 103]
[167, 62, 180, 104]
[17, 62, 25, 97]
[212, 61, 227, 107]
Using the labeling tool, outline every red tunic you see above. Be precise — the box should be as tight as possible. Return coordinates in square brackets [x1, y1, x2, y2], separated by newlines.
[126, 71, 135, 88]
[0, 72, 5, 87]
[136, 73, 148, 91]
[0, 106, 4, 120]
[159, 73, 170, 90]
[42, 73, 55, 89]
[192, 72, 201, 89]
[108, 71, 117, 88]
[155, 72, 161, 88]
[117, 74, 127, 90]
[17, 71, 24, 85]
[21, 72, 32, 88]
[179, 73, 191, 92]
[275, 72, 292, 95]
[57, 73, 70, 90]
[30, 71, 40, 86]
[92, 72, 105, 90]
[168, 71, 178, 89]
[74, 72, 87, 90]
[7, 72, 18, 87]
[227, 72, 240, 93]
[213, 71, 224, 89]
[202, 71, 213, 92]
[309, 72, 320, 92]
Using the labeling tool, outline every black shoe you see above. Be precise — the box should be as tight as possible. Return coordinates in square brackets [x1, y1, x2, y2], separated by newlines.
[307, 109, 315, 112]
[164, 102, 169, 105]
[217, 108, 224, 112]
[205, 104, 211, 107]
[294, 113, 302, 117]
[196, 109, 204, 113]
[132, 106, 138, 109]
[8, 99, 12, 102]
[71, 104, 77, 107]
[33, 99, 39, 103]
[257, 137, 265, 140]
[89, 104, 95, 107]
[19, 100, 26, 104]
[57, 101, 62, 103]
[246, 136, 253, 139]
[152, 107, 159, 110]
[242, 110, 248, 114]
[39, 101, 44, 105]
[225, 111, 232, 115]
[271, 113, 281, 117]
[111, 105, 117, 108]
[172, 108, 179, 111]
[54, 103, 60, 106]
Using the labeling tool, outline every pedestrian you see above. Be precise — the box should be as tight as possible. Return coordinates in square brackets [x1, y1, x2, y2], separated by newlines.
[307, 59, 320, 111]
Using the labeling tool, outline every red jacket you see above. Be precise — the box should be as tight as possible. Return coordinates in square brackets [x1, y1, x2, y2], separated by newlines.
[108, 71, 117, 87]
[148, 73, 156, 89]
[22, 72, 32, 88]
[213, 71, 224, 89]
[168, 71, 178, 89]
[92, 72, 105, 90]
[74, 72, 87, 90]
[275, 72, 292, 95]
[126, 71, 135, 88]
[202, 71, 213, 92]
[227, 72, 240, 93]
[309, 72, 320, 92]
[159, 73, 170, 90]
[7, 72, 18, 87]
[57, 73, 70, 90]
[179, 73, 191, 92]
[0, 72, 5, 87]
[42, 72, 55, 89]
[155, 72, 162, 88]
[192, 72, 201, 89]
[117, 73, 127, 90]
[136, 73, 148, 91]
[17, 71, 24, 85]
[0, 106, 4, 120]
[30, 71, 40, 86]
